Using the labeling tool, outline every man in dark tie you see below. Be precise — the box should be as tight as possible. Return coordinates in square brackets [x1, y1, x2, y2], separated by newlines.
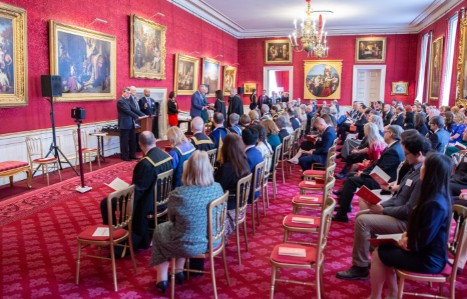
[130, 86, 143, 152]
[257, 90, 271, 114]
[138, 88, 160, 139]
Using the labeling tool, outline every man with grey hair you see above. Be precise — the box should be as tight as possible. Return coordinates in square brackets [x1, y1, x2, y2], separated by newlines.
[228, 113, 242, 136]
[228, 87, 243, 121]
[190, 85, 208, 120]
[189, 116, 215, 151]
[117, 87, 146, 161]
[275, 116, 289, 143]
[429, 115, 450, 152]
[333, 125, 405, 223]
[261, 104, 272, 121]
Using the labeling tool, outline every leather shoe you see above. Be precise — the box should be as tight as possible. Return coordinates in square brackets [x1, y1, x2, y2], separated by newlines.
[332, 188, 343, 196]
[335, 173, 347, 179]
[175, 272, 184, 285]
[336, 266, 369, 280]
[122, 158, 131, 162]
[156, 280, 168, 294]
[129, 156, 139, 160]
[332, 213, 349, 223]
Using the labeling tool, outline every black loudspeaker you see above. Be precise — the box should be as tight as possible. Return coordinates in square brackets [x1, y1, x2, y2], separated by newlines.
[238, 87, 244, 94]
[41, 75, 62, 97]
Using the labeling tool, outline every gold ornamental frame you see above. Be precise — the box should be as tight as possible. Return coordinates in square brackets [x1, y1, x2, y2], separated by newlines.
[173, 53, 199, 96]
[429, 36, 444, 101]
[244, 82, 257, 95]
[201, 57, 221, 97]
[264, 39, 293, 65]
[355, 37, 387, 63]
[49, 20, 116, 102]
[303, 60, 342, 100]
[130, 14, 166, 80]
[457, 18, 467, 106]
[0, 3, 28, 108]
[223, 65, 237, 93]
[391, 82, 409, 95]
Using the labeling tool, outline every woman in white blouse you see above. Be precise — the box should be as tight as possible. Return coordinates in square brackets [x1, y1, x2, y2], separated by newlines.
[252, 124, 273, 171]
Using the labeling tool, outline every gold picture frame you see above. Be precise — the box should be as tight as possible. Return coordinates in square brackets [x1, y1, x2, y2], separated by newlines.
[265, 39, 292, 64]
[130, 14, 166, 80]
[49, 20, 116, 102]
[0, 3, 28, 108]
[429, 36, 444, 101]
[201, 57, 221, 97]
[457, 18, 467, 106]
[355, 37, 387, 63]
[174, 53, 199, 95]
[244, 83, 256, 95]
[391, 82, 409, 95]
[223, 65, 237, 93]
[304, 60, 342, 100]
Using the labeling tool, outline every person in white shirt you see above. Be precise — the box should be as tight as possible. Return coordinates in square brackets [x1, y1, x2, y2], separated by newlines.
[252, 124, 273, 172]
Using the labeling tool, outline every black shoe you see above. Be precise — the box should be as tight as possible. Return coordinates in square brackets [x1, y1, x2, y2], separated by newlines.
[332, 188, 343, 196]
[334, 206, 342, 212]
[336, 153, 342, 158]
[336, 266, 369, 280]
[175, 272, 184, 285]
[123, 158, 131, 162]
[156, 280, 168, 294]
[335, 173, 347, 179]
[332, 213, 349, 223]
[129, 156, 139, 160]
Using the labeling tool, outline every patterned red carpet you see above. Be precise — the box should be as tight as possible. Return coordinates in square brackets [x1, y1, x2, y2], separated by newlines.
[1, 159, 466, 299]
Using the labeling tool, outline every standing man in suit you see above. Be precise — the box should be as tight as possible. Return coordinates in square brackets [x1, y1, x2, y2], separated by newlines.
[332, 125, 405, 223]
[270, 91, 281, 106]
[258, 90, 271, 114]
[227, 87, 243, 122]
[190, 85, 208, 120]
[129, 86, 144, 152]
[117, 87, 146, 161]
[389, 106, 404, 127]
[382, 103, 393, 126]
[305, 105, 314, 135]
[429, 115, 450, 152]
[138, 88, 160, 139]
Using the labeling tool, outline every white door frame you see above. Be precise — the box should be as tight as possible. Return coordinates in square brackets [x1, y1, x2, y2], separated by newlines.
[352, 65, 386, 104]
[263, 66, 294, 100]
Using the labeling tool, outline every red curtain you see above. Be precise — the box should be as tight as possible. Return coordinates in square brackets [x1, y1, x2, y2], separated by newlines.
[275, 71, 289, 94]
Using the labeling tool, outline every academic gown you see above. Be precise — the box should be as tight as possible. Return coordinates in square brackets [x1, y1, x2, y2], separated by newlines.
[214, 98, 227, 126]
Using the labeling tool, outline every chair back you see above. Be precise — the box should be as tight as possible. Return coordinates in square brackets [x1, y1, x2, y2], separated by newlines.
[457, 150, 466, 165]
[292, 128, 301, 153]
[332, 138, 338, 147]
[449, 205, 467, 279]
[327, 154, 337, 168]
[153, 169, 174, 218]
[236, 173, 252, 219]
[206, 148, 218, 167]
[207, 191, 229, 253]
[25, 136, 44, 163]
[316, 197, 336, 253]
[253, 161, 266, 194]
[443, 143, 448, 154]
[105, 185, 136, 242]
[281, 135, 292, 159]
[323, 176, 336, 200]
[272, 145, 282, 173]
[263, 153, 273, 178]
[324, 164, 337, 184]
[72, 129, 87, 151]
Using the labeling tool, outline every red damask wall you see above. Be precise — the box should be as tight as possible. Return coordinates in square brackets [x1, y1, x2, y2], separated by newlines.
[0, 0, 238, 135]
[238, 34, 419, 107]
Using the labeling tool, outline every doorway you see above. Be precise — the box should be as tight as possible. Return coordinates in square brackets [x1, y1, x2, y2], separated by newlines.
[263, 66, 293, 99]
[352, 65, 386, 106]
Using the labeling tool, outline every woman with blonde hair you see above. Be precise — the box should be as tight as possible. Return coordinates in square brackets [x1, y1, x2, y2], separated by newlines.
[443, 111, 455, 133]
[248, 110, 260, 125]
[167, 126, 195, 188]
[149, 150, 224, 294]
[449, 112, 467, 143]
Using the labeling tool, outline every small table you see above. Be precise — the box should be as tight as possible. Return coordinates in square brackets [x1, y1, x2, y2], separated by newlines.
[178, 118, 193, 136]
[88, 132, 109, 163]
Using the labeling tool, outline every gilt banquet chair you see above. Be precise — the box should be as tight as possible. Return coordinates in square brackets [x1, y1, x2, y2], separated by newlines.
[25, 135, 62, 186]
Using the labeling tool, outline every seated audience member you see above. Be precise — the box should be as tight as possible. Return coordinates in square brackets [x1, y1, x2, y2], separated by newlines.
[149, 150, 224, 294]
[242, 126, 264, 200]
[336, 123, 387, 179]
[101, 131, 173, 254]
[348, 102, 360, 120]
[210, 112, 230, 160]
[333, 125, 405, 223]
[449, 112, 467, 143]
[382, 103, 393, 126]
[389, 106, 404, 127]
[281, 111, 295, 135]
[321, 105, 337, 128]
[189, 117, 215, 151]
[452, 105, 460, 115]
[261, 104, 272, 121]
[368, 153, 451, 299]
[270, 106, 279, 120]
[338, 103, 367, 144]
[240, 114, 251, 127]
[452, 193, 467, 274]
[336, 132, 431, 280]
[167, 126, 195, 188]
[253, 124, 273, 158]
[449, 155, 467, 196]
[402, 110, 415, 130]
[276, 116, 290, 143]
[288, 108, 300, 130]
[429, 115, 450, 153]
[214, 134, 251, 240]
[298, 105, 307, 123]
[249, 110, 261, 125]
[444, 111, 455, 133]
[305, 105, 315, 134]
[415, 112, 428, 136]
[374, 101, 382, 113]
[228, 113, 243, 136]
[446, 129, 467, 156]
[263, 119, 282, 172]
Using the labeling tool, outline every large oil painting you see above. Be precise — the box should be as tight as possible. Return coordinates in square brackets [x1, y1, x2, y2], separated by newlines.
[0, 3, 27, 108]
[174, 53, 199, 95]
[201, 57, 221, 97]
[49, 20, 116, 102]
[458, 18, 467, 105]
[355, 37, 387, 63]
[265, 39, 292, 64]
[130, 14, 166, 80]
[223, 66, 237, 93]
[429, 36, 444, 101]
[304, 60, 342, 100]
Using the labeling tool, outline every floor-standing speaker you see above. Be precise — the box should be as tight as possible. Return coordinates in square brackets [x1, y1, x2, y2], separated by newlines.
[41, 75, 62, 97]
[238, 87, 245, 94]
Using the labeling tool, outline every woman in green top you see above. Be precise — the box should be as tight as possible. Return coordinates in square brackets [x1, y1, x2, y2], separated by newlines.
[445, 129, 467, 156]
[262, 119, 282, 172]
[201, 92, 209, 123]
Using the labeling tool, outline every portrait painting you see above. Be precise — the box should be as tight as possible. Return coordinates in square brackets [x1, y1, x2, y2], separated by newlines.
[457, 19, 467, 105]
[174, 53, 199, 95]
[355, 37, 387, 63]
[223, 66, 237, 93]
[429, 36, 444, 101]
[130, 14, 166, 80]
[265, 39, 292, 64]
[304, 60, 342, 100]
[201, 57, 221, 97]
[49, 20, 116, 102]
[0, 3, 27, 108]
[391, 82, 408, 95]
[244, 83, 256, 94]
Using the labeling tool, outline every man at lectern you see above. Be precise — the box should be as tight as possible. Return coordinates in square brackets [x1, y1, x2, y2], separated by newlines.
[139, 88, 160, 139]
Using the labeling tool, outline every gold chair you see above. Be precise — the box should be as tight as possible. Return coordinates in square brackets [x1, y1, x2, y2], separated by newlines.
[299, 163, 336, 196]
[250, 160, 266, 235]
[170, 191, 230, 299]
[269, 198, 336, 299]
[147, 169, 173, 231]
[457, 150, 466, 165]
[278, 135, 292, 183]
[72, 129, 101, 172]
[291, 128, 301, 158]
[309, 138, 338, 171]
[303, 153, 337, 181]
[76, 185, 138, 292]
[395, 204, 467, 299]
[271, 145, 282, 201]
[233, 173, 252, 265]
[262, 153, 273, 211]
[293, 175, 335, 215]
[25, 136, 62, 186]
[206, 148, 218, 168]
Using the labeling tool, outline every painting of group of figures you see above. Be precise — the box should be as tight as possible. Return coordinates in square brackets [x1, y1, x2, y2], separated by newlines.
[304, 60, 342, 100]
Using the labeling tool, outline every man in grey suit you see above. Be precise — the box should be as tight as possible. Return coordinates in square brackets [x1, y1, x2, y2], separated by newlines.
[117, 87, 146, 161]
[190, 85, 208, 119]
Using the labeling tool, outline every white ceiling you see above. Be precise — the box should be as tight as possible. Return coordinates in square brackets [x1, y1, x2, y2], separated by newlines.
[169, 0, 464, 37]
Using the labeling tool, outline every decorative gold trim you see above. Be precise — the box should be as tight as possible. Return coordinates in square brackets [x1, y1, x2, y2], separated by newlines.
[201, 57, 221, 98]
[0, 3, 28, 108]
[173, 53, 200, 95]
[264, 39, 293, 65]
[130, 14, 166, 80]
[355, 37, 387, 63]
[391, 82, 409, 95]
[243, 82, 257, 95]
[223, 65, 237, 93]
[48, 20, 117, 102]
[457, 18, 467, 106]
[141, 156, 172, 167]
[429, 36, 444, 101]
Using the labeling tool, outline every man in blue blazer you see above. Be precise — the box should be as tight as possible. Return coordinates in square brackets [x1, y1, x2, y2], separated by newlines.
[429, 115, 450, 153]
[288, 108, 300, 130]
[243, 126, 264, 201]
[117, 87, 146, 161]
[190, 85, 208, 119]
[390, 106, 404, 127]
[298, 117, 336, 170]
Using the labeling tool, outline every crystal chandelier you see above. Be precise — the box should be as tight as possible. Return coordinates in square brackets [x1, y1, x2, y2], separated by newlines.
[289, 0, 333, 58]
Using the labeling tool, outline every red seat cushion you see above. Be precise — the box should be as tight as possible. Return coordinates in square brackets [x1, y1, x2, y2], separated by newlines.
[78, 225, 128, 241]
[292, 194, 323, 204]
[299, 181, 324, 189]
[271, 244, 319, 265]
[303, 170, 325, 176]
[397, 264, 452, 278]
[82, 148, 98, 152]
[33, 158, 57, 163]
[0, 161, 29, 172]
[283, 214, 321, 228]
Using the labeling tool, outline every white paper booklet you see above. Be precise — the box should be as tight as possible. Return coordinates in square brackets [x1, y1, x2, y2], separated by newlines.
[92, 227, 109, 237]
[377, 233, 403, 241]
[105, 178, 130, 191]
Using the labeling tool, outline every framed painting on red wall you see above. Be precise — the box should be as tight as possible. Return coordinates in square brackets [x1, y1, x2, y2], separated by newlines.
[265, 39, 292, 64]
[201, 57, 221, 98]
[304, 60, 342, 100]
[355, 37, 387, 63]
[429, 36, 444, 101]
[49, 20, 116, 102]
[457, 18, 467, 106]
[223, 66, 237, 93]
[174, 53, 199, 96]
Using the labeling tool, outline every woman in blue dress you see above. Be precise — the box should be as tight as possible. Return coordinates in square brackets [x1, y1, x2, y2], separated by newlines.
[167, 126, 195, 188]
[449, 112, 466, 144]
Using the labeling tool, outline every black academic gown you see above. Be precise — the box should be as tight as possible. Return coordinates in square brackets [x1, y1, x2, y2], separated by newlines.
[228, 95, 244, 120]
[214, 97, 227, 126]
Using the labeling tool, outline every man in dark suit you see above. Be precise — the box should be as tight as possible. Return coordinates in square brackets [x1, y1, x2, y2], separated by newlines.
[243, 126, 264, 201]
[138, 88, 160, 139]
[429, 115, 450, 153]
[258, 90, 271, 113]
[348, 102, 359, 119]
[189, 117, 215, 151]
[338, 104, 367, 144]
[129, 86, 144, 152]
[392, 99, 397, 108]
[117, 87, 146, 161]
[390, 106, 404, 126]
[305, 105, 314, 135]
[190, 85, 208, 120]
[382, 103, 393, 126]
[270, 91, 281, 106]
[288, 108, 300, 130]
[227, 87, 244, 121]
[333, 125, 405, 223]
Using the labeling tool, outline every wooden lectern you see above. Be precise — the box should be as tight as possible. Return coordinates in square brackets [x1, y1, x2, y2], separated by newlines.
[135, 116, 155, 133]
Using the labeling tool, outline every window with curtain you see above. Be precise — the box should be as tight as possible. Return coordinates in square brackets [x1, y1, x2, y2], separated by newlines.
[441, 13, 459, 106]
[268, 70, 278, 96]
[415, 33, 429, 103]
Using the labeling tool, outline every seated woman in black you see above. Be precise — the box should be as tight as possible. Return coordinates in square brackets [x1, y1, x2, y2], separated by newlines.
[402, 110, 415, 130]
[449, 157, 467, 196]
[415, 112, 428, 136]
[368, 152, 451, 299]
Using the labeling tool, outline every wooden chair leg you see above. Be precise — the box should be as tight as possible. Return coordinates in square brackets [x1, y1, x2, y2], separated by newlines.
[186, 258, 190, 281]
[256, 200, 260, 226]
[397, 276, 405, 299]
[41, 165, 45, 181]
[110, 243, 118, 292]
[222, 246, 231, 286]
[262, 188, 267, 216]
[128, 233, 137, 273]
[235, 223, 241, 265]
[315, 265, 321, 299]
[45, 164, 50, 186]
[283, 228, 288, 243]
[242, 220, 249, 252]
[97, 152, 101, 169]
[269, 265, 276, 299]
[251, 204, 256, 236]
[9, 176, 13, 187]
[98, 246, 102, 267]
[26, 168, 32, 189]
[320, 265, 325, 298]
[171, 258, 176, 299]
[89, 153, 92, 172]
[282, 160, 285, 184]
[74, 151, 78, 169]
[439, 282, 444, 296]
[273, 175, 277, 201]
[210, 256, 218, 299]
[266, 184, 270, 208]
[75, 241, 81, 285]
